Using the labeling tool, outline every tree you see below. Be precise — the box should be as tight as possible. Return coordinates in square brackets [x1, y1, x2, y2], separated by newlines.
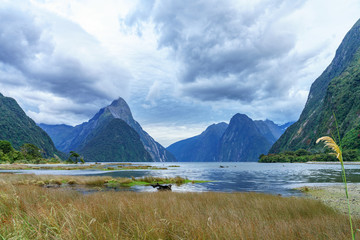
[21, 143, 43, 160]
[295, 149, 311, 156]
[0, 140, 14, 154]
[68, 151, 80, 163]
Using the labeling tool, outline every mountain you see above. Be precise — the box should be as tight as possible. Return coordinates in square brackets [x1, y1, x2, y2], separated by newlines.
[167, 114, 288, 162]
[254, 119, 284, 143]
[279, 122, 294, 132]
[217, 114, 273, 162]
[105, 98, 176, 162]
[38, 124, 74, 149]
[270, 18, 360, 153]
[80, 119, 152, 162]
[40, 98, 175, 162]
[167, 122, 228, 162]
[0, 93, 58, 157]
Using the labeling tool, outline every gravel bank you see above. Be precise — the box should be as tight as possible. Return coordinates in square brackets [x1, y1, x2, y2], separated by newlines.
[306, 162, 360, 165]
[300, 184, 360, 218]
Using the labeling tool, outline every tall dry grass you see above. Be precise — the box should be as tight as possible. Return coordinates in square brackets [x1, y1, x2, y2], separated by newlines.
[0, 183, 357, 239]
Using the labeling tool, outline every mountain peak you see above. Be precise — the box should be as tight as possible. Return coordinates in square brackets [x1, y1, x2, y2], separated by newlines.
[264, 119, 275, 124]
[40, 96, 175, 162]
[167, 114, 286, 162]
[106, 97, 133, 121]
[231, 113, 252, 124]
[218, 114, 273, 161]
[233, 113, 248, 118]
[110, 97, 128, 107]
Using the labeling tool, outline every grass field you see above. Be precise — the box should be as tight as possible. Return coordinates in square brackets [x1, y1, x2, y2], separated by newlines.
[0, 174, 358, 239]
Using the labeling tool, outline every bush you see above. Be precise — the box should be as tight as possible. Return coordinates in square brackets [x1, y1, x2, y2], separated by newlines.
[0, 140, 14, 154]
[343, 149, 360, 161]
[21, 143, 42, 159]
[295, 149, 311, 156]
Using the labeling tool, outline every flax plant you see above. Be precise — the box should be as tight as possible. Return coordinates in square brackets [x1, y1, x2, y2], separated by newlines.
[316, 135, 355, 239]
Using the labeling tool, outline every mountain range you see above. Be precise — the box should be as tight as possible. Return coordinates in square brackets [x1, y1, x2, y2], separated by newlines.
[2, 19, 360, 162]
[270, 18, 360, 153]
[40, 98, 175, 162]
[167, 114, 291, 162]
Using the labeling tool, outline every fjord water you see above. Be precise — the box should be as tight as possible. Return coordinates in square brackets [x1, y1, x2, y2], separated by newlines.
[9, 162, 360, 196]
[101, 162, 360, 196]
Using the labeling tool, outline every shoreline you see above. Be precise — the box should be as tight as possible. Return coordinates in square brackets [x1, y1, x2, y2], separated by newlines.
[306, 161, 360, 165]
[299, 184, 360, 218]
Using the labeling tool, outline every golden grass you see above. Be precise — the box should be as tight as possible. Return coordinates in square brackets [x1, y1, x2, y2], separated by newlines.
[316, 136, 342, 161]
[0, 181, 357, 239]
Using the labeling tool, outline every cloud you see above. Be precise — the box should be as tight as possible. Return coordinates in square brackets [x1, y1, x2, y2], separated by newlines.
[141, 122, 211, 147]
[0, 7, 50, 68]
[0, 3, 131, 124]
[124, 0, 312, 103]
[1, 0, 360, 147]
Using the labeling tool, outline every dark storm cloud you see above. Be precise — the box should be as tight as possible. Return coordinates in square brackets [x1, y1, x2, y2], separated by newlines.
[0, 7, 47, 68]
[26, 56, 109, 103]
[0, 5, 129, 107]
[125, 0, 309, 102]
[183, 80, 257, 102]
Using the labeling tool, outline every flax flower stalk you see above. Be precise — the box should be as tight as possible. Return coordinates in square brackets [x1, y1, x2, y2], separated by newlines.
[316, 136, 355, 240]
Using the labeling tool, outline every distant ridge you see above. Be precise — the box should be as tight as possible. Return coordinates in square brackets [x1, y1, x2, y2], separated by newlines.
[167, 114, 290, 162]
[167, 122, 228, 162]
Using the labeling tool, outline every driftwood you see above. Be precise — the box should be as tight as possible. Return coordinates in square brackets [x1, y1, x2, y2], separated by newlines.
[151, 183, 172, 191]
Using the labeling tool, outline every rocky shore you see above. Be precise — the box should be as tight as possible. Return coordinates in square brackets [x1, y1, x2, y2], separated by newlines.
[301, 184, 360, 218]
[306, 162, 360, 165]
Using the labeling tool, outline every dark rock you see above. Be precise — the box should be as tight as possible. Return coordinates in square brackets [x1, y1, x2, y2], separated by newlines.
[151, 183, 172, 191]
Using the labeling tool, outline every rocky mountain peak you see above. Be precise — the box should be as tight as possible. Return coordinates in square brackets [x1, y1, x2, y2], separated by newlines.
[228, 114, 255, 130]
[231, 113, 252, 121]
[106, 97, 133, 121]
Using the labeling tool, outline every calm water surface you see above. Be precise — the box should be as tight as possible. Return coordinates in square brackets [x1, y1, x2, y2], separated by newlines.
[4, 162, 360, 196]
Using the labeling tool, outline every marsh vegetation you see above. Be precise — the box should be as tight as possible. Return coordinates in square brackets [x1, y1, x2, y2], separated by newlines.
[0, 180, 357, 239]
[0, 173, 201, 189]
[0, 162, 168, 171]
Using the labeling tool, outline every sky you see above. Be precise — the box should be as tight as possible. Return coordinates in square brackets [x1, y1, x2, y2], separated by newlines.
[0, 0, 360, 147]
